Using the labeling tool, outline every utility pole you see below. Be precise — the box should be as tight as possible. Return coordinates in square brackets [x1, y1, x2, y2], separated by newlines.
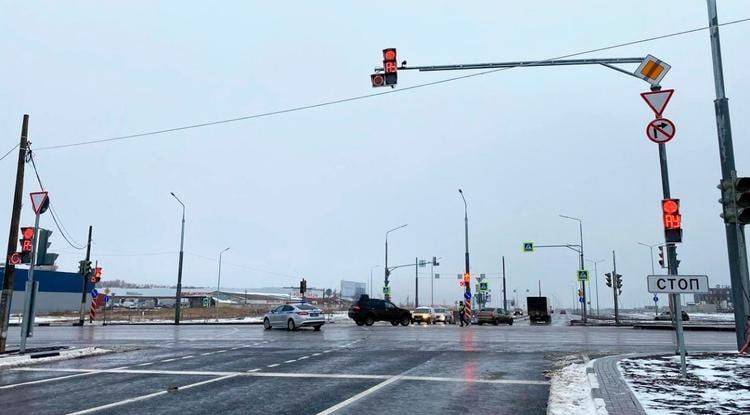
[171, 192, 186, 324]
[706, 0, 750, 349]
[459, 189, 471, 320]
[414, 257, 419, 308]
[0, 114, 29, 353]
[502, 256, 507, 313]
[77, 226, 93, 326]
[612, 251, 620, 325]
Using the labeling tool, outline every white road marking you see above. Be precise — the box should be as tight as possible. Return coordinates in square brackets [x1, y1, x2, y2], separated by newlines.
[230, 347, 240, 350]
[181, 355, 194, 360]
[11, 367, 549, 385]
[323, 350, 333, 353]
[247, 368, 261, 373]
[284, 360, 297, 364]
[200, 351, 214, 356]
[315, 374, 405, 415]
[298, 356, 309, 360]
[215, 350, 227, 354]
[65, 374, 239, 415]
[312, 353, 321, 357]
[136, 362, 154, 367]
[161, 358, 178, 363]
[0, 372, 95, 389]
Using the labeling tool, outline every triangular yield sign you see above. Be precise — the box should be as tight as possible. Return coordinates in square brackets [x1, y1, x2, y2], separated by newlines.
[641, 89, 674, 117]
[29, 191, 48, 214]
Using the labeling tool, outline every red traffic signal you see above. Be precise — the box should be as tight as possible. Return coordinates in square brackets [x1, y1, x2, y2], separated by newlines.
[371, 73, 385, 87]
[91, 267, 103, 283]
[20, 227, 34, 254]
[7, 252, 22, 265]
[662, 199, 682, 243]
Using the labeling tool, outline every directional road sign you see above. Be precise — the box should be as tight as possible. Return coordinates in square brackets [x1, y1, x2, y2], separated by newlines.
[90, 288, 98, 298]
[646, 118, 676, 144]
[434, 273, 440, 279]
[522, 242, 534, 252]
[641, 89, 674, 117]
[464, 291, 471, 300]
[653, 295, 659, 303]
[577, 270, 589, 281]
[29, 191, 49, 215]
[647, 275, 709, 294]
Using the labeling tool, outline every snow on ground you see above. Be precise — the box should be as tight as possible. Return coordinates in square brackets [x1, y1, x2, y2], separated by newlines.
[8, 315, 78, 324]
[618, 311, 734, 322]
[547, 358, 607, 415]
[0, 347, 113, 370]
[619, 353, 750, 415]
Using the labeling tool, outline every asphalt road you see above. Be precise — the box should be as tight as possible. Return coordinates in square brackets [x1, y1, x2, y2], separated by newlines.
[0, 315, 737, 415]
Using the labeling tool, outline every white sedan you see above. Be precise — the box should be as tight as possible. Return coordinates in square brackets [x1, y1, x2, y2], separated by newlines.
[263, 303, 325, 331]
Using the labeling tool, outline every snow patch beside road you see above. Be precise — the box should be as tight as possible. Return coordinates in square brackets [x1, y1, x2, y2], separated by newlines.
[619, 353, 750, 414]
[547, 360, 607, 415]
[0, 347, 113, 370]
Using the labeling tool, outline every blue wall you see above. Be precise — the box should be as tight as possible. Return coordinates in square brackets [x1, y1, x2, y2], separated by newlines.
[0, 268, 93, 293]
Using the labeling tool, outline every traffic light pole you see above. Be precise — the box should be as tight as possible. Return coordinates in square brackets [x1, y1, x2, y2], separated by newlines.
[77, 226, 92, 326]
[19, 210, 41, 353]
[657, 140, 687, 375]
[502, 256, 507, 313]
[0, 114, 28, 353]
[612, 251, 620, 325]
[706, 0, 750, 349]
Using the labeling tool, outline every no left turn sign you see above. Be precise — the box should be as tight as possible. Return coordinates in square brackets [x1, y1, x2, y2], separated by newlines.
[646, 118, 676, 144]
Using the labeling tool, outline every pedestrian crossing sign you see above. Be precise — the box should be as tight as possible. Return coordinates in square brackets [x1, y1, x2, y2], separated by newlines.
[523, 242, 534, 252]
[577, 270, 589, 281]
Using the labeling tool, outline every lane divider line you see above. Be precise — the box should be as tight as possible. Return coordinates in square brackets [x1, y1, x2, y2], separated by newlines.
[315, 374, 405, 415]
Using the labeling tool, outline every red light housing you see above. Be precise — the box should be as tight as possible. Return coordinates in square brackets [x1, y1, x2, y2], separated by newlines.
[662, 198, 683, 243]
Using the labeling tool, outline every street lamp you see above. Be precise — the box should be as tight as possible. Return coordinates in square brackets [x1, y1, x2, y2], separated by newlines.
[586, 258, 605, 317]
[559, 214, 586, 322]
[216, 247, 230, 322]
[170, 192, 186, 324]
[384, 224, 407, 301]
[369, 265, 379, 297]
[637, 242, 663, 315]
[458, 189, 472, 320]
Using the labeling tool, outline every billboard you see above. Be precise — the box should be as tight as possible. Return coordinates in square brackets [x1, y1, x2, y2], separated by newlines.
[340, 280, 367, 300]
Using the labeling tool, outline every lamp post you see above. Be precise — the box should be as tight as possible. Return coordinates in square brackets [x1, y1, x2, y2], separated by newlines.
[216, 247, 230, 322]
[459, 189, 471, 320]
[560, 214, 586, 322]
[586, 258, 605, 317]
[170, 192, 186, 324]
[638, 242, 662, 315]
[384, 224, 407, 301]
[369, 265, 379, 297]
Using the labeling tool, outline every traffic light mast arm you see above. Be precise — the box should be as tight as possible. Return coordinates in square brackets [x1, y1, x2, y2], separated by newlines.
[375, 57, 647, 82]
[534, 244, 582, 254]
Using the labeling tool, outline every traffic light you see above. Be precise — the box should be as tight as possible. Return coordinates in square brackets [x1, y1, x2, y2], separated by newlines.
[662, 199, 683, 243]
[19, 227, 35, 264]
[432, 256, 439, 266]
[300, 278, 307, 294]
[370, 73, 386, 88]
[605, 273, 612, 288]
[719, 177, 750, 224]
[78, 260, 92, 277]
[658, 246, 665, 268]
[462, 273, 470, 284]
[91, 267, 102, 284]
[35, 228, 58, 266]
[382, 48, 398, 86]
[615, 274, 623, 296]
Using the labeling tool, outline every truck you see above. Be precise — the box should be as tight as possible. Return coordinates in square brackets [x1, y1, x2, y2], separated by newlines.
[526, 296, 551, 324]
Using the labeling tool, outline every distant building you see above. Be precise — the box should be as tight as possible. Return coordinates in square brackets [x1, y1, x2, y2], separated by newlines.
[340, 280, 366, 300]
[693, 285, 732, 310]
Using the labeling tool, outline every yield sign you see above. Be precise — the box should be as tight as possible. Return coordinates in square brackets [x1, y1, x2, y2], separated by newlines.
[29, 191, 49, 215]
[641, 89, 674, 117]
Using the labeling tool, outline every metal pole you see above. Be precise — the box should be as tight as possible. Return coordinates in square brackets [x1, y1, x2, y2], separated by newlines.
[502, 256, 507, 313]
[19, 211, 40, 353]
[77, 226, 93, 326]
[459, 189, 471, 320]
[706, 0, 750, 349]
[415, 257, 419, 308]
[430, 261, 434, 307]
[613, 251, 620, 325]
[0, 114, 28, 353]
[171, 193, 185, 324]
[383, 224, 407, 302]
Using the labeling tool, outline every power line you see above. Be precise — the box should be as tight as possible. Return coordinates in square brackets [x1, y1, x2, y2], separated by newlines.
[0, 143, 19, 162]
[26, 149, 87, 249]
[32, 17, 750, 152]
[185, 252, 300, 280]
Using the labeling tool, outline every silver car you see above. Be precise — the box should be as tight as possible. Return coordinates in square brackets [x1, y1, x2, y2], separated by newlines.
[263, 303, 325, 331]
[433, 307, 454, 324]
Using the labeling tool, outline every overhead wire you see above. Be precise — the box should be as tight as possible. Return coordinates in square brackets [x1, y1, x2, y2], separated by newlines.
[0, 143, 19, 162]
[30, 17, 750, 152]
[26, 148, 87, 249]
[186, 252, 301, 280]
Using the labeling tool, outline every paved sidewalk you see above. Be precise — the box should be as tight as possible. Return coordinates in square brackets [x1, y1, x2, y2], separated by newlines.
[591, 355, 646, 415]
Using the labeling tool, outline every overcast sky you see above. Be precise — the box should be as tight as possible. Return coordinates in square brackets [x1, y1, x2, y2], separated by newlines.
[1, 2, 749, 309]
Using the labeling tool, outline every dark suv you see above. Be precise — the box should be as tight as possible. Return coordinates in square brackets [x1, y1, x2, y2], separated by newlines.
[348, 295, 412, 326]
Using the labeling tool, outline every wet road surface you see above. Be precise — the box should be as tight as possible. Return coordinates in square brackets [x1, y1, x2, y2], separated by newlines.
[0, 315, 736, 414]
